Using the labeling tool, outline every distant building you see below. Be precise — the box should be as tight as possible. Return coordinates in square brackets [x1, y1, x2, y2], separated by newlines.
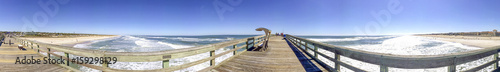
[494, 29, 498, 36]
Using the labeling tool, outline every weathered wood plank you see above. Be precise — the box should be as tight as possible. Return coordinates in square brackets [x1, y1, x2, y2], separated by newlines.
[212, 36, 326, 72]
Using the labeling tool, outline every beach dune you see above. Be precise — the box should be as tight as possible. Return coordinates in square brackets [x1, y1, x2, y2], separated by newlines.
[419, 35, 500, 48]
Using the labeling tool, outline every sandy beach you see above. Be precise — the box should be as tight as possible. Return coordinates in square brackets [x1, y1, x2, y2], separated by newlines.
[19, 35, 120, 46]
[418, 35, 500, 48]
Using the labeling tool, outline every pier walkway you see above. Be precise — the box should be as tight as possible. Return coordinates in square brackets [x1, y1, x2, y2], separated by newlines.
[5, 33, 500, 72]
[212, 36, 327, 72]
[0, 37, 68, 72]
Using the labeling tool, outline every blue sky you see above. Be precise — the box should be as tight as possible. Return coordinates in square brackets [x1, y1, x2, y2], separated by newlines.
[1, 0, 499, 35]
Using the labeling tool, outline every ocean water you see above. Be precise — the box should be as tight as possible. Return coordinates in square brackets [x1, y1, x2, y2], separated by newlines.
[299, 35, 481, 55]
[72, 35, 493, 72]
[73, 35, 254, 52]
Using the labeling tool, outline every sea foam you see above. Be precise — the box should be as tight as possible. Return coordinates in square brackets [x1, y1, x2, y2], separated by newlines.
[308, 36, 396, 42]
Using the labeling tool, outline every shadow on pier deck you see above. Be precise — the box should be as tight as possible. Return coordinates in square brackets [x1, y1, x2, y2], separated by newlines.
[212, 36, 327, 72]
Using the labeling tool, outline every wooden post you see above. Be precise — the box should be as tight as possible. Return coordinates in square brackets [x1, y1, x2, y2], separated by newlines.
[210, 50, 216, 66]
[47, 48, 51, 57]
[380, 65, 388, 72]
[246, 38, 250, 50]
[305, 43, 308, 52]
[294, 38, 297, 45]
[253, 37, 256, 48]
[103, 55, 109, 68]
[162, 60, 169, 68]
[379, 55, 389, 72]
[37, 45, 40, 52]
[295, 39, 299, 45]
[314, 44, 318, 59]
[335, 53, 340, 71]
[300, 40, 303, 49]
[293, 38, 296, 44]
[65, 53, 70, 66]
[233, 45, 237, 55]
[495, 53, 499, 69]
[448, 65, 456, 72]
[448, 57, 456, 72]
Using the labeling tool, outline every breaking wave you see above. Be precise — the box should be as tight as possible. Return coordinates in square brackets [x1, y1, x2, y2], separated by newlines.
[148, 37, 235, 42]
[307, 36, 397, 42]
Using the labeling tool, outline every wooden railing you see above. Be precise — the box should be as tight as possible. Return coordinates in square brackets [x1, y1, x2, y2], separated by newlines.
[286, 34, 500, 72]
[15, 35, 266, 72]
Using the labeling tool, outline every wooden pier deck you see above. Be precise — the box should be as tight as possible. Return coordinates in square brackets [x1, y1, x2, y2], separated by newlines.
[212, 36, 327, 72]
[0, 37, 68, 72]
[5, 32, 500, 72]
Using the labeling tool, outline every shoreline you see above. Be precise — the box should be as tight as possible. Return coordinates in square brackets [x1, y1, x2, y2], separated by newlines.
[417, 35, 500, 48]
[62, 36, 119, 47]
[20, 35, 121, 47]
